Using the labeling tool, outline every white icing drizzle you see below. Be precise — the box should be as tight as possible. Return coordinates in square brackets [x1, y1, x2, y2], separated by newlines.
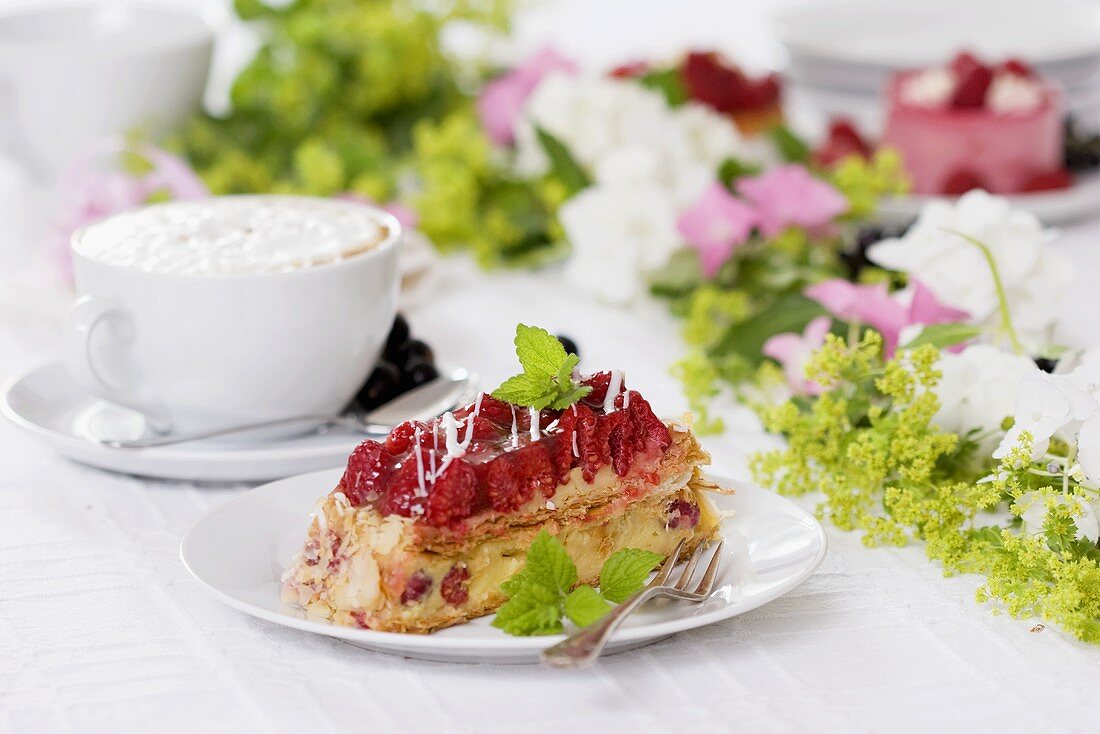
[509, 405, 519, 449]
[430, 393, 486, 480]
[428, 448, 437, 480]
[570, 405, 579, 458]
[544, 418, 560, 433]
[442, 412, 461, 457]
[413, 426, 427, 497]
[603, 369, 624, 413]
[546, 500, 556, 510]
[529, 406, 541, 441]
[623, 389, 631, 409]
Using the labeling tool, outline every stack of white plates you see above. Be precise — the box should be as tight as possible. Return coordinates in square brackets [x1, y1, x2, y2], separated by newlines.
[774, 0, 1100, 135]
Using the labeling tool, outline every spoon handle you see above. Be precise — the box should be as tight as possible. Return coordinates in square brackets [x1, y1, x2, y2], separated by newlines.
[101, 414, 387, 449]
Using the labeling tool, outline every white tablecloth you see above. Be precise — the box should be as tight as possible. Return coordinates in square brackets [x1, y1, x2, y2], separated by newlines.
[4, 1, 1100, 731]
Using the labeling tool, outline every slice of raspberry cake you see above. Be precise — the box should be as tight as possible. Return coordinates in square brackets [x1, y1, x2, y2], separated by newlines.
[280, 371, 724, 633]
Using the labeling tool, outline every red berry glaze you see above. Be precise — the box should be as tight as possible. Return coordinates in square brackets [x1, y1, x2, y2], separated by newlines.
[400, 571, 432, 605]
[337, 375, 673, 527]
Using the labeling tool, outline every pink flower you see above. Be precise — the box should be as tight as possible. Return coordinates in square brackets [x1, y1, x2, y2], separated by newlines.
[677, 181, 757, 277]
[763, 316, 832, 395]
[737, 164, 849, 237]
[53, 141, 208, 281]
[804, 278, 970, 356]
[477, 47, 578, 146]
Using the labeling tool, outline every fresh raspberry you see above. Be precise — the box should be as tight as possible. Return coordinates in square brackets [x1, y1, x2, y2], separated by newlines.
[949, 51, 984, 78]
[469, 394, 515, 427]
[515, 442, 557, 498]
[551, 407, 579, 482]
[1021, 169, 1074, 192]
[628, 393, 672, 450]
[385, 420, 425, 455]
[423, 459, 477, 526]
[609, 60, 649, 79]
[941, 169, 988, 195]
[440, 563, 470, 606]
[400, 571, 432, 605]
[812, 118, 872, 167]
[581, 371, 612, 407]
[486, 453, 536, 512]
[666, 499, 701, 529]
[950, 62, 994, 108]
[575, 404, 611, 482]
[999, 58, 1034, 78]
[341, 440, 395, 506]
[376, 458, 425, 517]
[607, 411, 635, 477]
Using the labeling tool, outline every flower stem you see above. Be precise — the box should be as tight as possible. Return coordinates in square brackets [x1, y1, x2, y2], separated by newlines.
[943, 229, 1023, 355]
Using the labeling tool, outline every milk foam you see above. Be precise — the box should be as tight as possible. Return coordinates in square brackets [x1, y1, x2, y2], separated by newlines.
[75, 196, 392, 275]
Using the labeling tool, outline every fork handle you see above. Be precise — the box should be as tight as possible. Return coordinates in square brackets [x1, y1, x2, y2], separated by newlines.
[540, 586, 662, 669]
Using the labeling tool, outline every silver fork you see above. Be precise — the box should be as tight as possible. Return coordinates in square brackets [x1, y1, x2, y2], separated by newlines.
[540, 538, 725, 669]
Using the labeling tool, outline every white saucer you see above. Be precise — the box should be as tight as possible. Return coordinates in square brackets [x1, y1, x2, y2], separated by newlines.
[179, 469, 827, 664]
[876, 172, 1100, 227]
[1, 362, 470, 483]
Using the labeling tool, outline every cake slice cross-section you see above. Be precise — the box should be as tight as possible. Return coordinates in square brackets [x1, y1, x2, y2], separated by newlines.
[281, 371, 725, 633]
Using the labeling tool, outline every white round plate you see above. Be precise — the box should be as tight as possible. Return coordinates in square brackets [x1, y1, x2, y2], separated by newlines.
[774, 0, 1100, 92]
[179, 468, 827, 664]
[875, 172, 1100, 227]
[0, 362, 470, 483]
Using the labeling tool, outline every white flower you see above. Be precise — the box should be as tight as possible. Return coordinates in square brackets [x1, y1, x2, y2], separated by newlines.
[933, 345, 1038, 452]
[1076, 412, 1100, 485]
[558, 181, 680, 304]
[994, 371, 1097, 460]
[866, 190, 1070, 350]
[1016, 490, 1100, 543]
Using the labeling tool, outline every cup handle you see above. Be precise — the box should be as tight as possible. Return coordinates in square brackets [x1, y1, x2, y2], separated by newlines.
[62, 296, 173, 434]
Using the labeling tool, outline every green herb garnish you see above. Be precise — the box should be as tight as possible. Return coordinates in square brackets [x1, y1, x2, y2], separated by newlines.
[491, 324, 592, 410]
[492, 530, 662, 636]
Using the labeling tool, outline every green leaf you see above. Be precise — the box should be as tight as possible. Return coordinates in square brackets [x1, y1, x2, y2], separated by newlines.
[769, 125, 811, 164]
[491, 323, 591, 410]
[515, 323, 568, 380]
[491, 587, 564, 636]
[638, 68, 688, 106]
[563, 585, 612, 627]
[902, 323, 983, 350]
[599, 548, 663, 603]
[535, 126, 591, 196]
[710, 293, 826, 367]
[492, 374, 558, 410]
[717, 157, 762, 189]
[523, 530, 578, 594]
[550, 385, 592, 410]
[650, 249, 703, 297]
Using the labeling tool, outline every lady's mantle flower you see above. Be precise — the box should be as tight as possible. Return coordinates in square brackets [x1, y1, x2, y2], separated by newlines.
[676, 182, 756, 277]
[762, 316, 832, 396]
[866, 190, 1071, 349]
[736, 164, 849, 237]
[477, 47, 578, 146]
[1016, 491, 1100, 544]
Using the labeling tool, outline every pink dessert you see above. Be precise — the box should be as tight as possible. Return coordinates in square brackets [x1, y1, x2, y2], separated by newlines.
[881, 53, 1067, 195]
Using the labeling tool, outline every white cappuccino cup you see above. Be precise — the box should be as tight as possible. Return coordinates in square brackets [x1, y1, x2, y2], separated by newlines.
[63, 195, 401, 435]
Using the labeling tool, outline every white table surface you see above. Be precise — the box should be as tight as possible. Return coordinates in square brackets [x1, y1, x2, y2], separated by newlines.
[3, 1, 1100, 733]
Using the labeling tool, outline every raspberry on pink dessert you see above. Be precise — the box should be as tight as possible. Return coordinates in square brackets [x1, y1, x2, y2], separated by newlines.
[881, 52, 1068, 195]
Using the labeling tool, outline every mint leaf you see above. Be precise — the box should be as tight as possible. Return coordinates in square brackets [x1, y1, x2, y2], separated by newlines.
[599, 548, 663, 603]
[491, 323, 590, 410]
[491, 587, 563, 636]
[523, 529, 577, 594]
[563, 585, 612, 627]
[903, 323, 982, 350]
[535, 126, 591, 196]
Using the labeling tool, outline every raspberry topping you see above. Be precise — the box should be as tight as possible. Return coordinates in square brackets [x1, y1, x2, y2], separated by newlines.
[813, 119, 872, 167]
[441, 563, 470, 606]
[948, 52, 994, 109]
[337, 376, 673, 528]
[400, 571, 432, 605]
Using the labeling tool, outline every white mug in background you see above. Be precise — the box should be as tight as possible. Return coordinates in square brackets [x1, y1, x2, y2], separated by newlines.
[62, 196, 402, 436]
[0, 1, 214, 178]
